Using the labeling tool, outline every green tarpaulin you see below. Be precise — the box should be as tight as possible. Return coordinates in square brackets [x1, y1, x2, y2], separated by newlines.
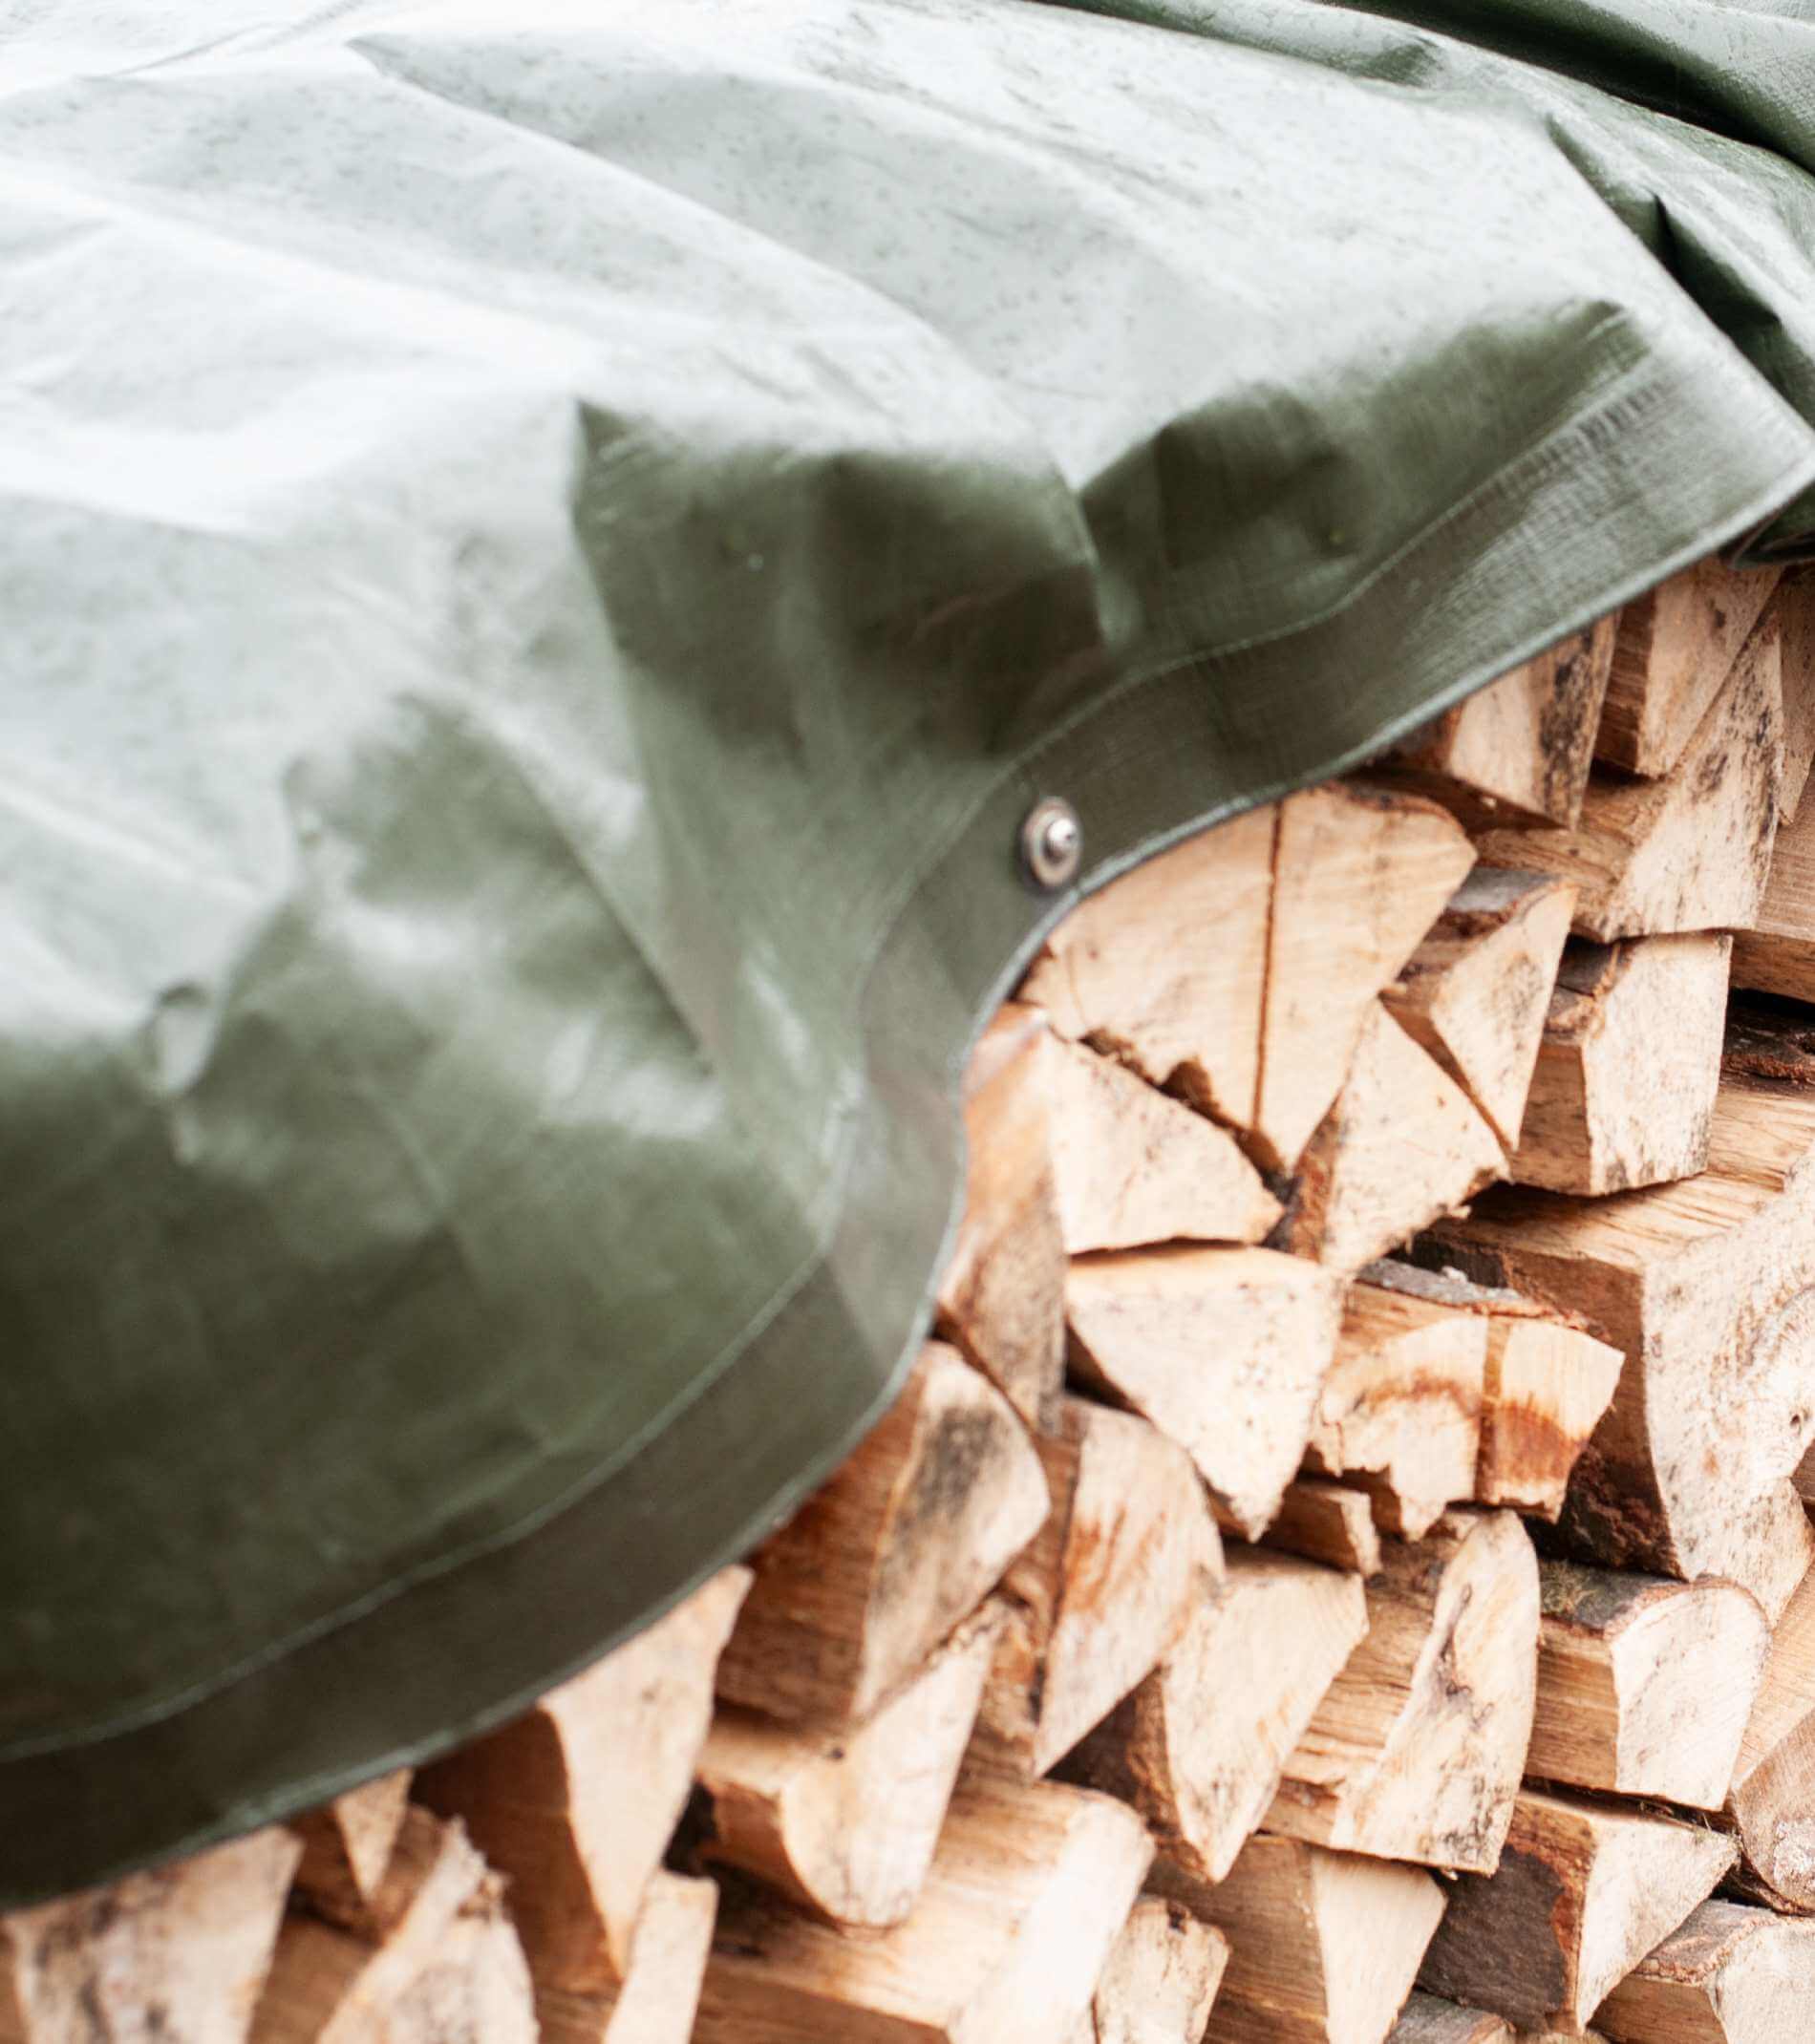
[5, 0, 1815, 1903]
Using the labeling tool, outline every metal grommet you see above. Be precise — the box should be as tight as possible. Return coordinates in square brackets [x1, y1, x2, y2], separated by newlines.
[1020, 796, 1082, 891]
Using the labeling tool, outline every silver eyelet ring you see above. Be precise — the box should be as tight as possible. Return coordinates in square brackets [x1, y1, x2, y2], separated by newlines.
[1020, 797, 1082, 891]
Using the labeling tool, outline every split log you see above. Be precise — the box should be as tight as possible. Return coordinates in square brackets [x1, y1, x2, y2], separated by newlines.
[1382, 868, 1575, 1151]
[1267, 1509, 1539, 1873]
[1064, 1898, 1229, 2044]
[0, 1828, 299, 2044]
[979, 1396, 1221, 1777]
[1417, 1789, 1738, 2033]
[1156, 1834, 1445, 2044]
[935, 1005, 1065, 1428]
[1389, 1995, 1512, 2044]
[1253, 782, 1476, 1171]
[252, 1809, 536, 2044]
[1360, 1259, 1622, 1521]
[535, 1874, 716, 2044]
[1511, 933, 1731, 1195]
[1062, 1546, 1367, 1883]
[1219, 1475, 1383, 1577]
[1732, 767, 1815, 1004]
[1044, 1033, 1280, 1252]
[1527, 1562, 1767, 1810]
[1477, 614, 1783, 939]
[1597, 1898, 1815, 2044]
[1777, 569, 1815, 820]
[291, 1771, 413, 1929]
[1725, 1560, 1815, 1913]
[693, 1776, 1152, 2044]
[1387, 619, 1617, 828]
[1309, 1273, 1489, 1539]
[1279, 1002, 1505, 1276]
[1594, 556, 1781, 777]
[417, 1565, 750, 1990]
[1424, 1046, 1815, 1621]
[715, 1341, 1047, 1727]
[1065, 1245, 1343, 1537]
[1019, 804, 1275, 1126]
[694, 1601, 1000, 1927]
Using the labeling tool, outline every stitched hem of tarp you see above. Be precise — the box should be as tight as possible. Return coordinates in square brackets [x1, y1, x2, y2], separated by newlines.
[2, 322, 1811, 1904]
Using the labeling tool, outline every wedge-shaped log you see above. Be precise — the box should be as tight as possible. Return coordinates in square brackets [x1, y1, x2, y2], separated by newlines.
[1732, 764, 1815, 1002]
[1281, 1003, 1506, 1276]
[1598, 1899, 1815, 2044]
[0, 1828, 298, 2044]
[936, 1005, 1065, 1428]
[1359, 1260, 1622, 1521]
[1418, 1790, 1737, 2033]
[535, 1874, 716, 2044]
[1064, 1899, 1229, 2044]
[1310, 1275, 1489, 1539]
[1595, 556, 1781, 777]
[1726, 1560, 1815, 1913]
[1158, 1834, 1444, 2044]
[694, 1776, 1152, 2044]
[1268, 1509, 1538, 1873]
[1426, 1047, 1815, 1621]
[1220, 1475, 1382, 1577]
[252, 1809, 536, 2044]
[1045, 1034, 1280, 1252]
[291, 1771, 413, 1930]
[979, 1396, 1221, 1777]
[1777, 570, 1815, 820]
[1063, 1546, 1366, 1883]
[1388, 621, 1617, 828]
[1254, 783, 1476, 1171]
[1066, 1246, 1343, 1538]
[1480, 616, 1783, 938]
[1383, 869, 1575, 1151]
[716, 1341, 1047, 1727]
[1528, 1563, 1767, 1810]
[418, 1565, 749, 1990]
[1512, 933, 1731, 1196]
[1389, 1995, 1512, 2044]
[1020, 804, 1275, 1127]
[696, 1601, 999, 1927]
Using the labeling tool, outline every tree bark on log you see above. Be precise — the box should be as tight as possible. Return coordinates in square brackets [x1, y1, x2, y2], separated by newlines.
[1596, 1898, 1815, 2044]
[1417, 1790, 1737, 2033]
[1527, 1562, 1767, 1810]
[1388, 621, 1617, 829]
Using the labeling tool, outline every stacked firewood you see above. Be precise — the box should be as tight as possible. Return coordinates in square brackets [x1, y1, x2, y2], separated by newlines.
[9, 555, 1815, 2044]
